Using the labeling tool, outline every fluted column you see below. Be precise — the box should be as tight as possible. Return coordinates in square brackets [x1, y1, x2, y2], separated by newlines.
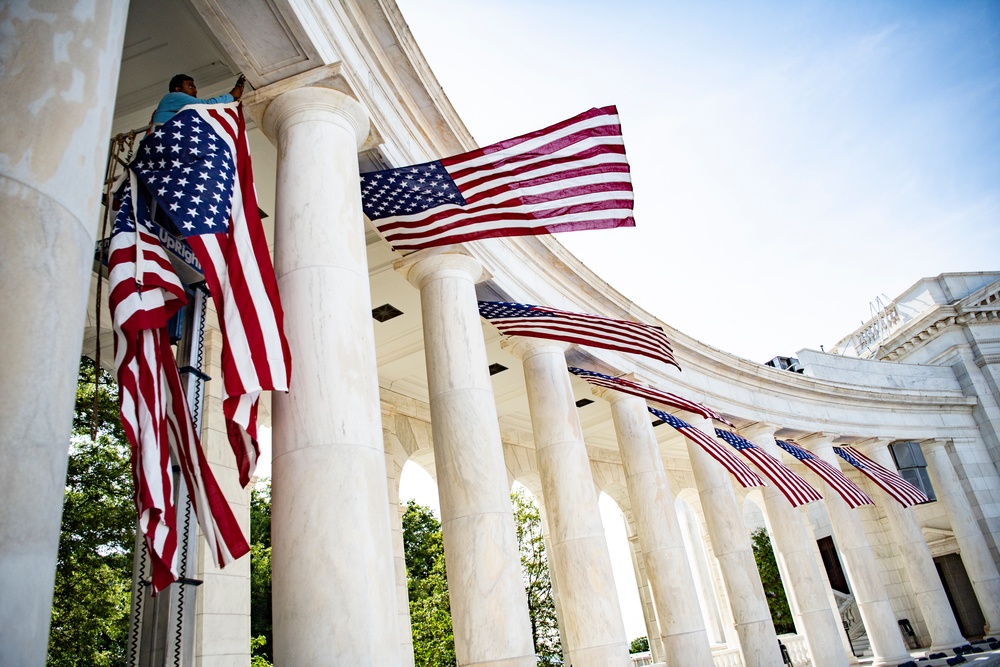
[923, 439, 1000, 633]
[605, 393, 715, 666]
[397, 249, 535, 667]
[798, 434, 911, 666]
[505, 338, 630, 666]
[861, 439, 965, 649]
[740, 424, 851, 667]
[680, 412, 784, 667]
[262, 86, 400, 665]
[0, 4, 129, 665]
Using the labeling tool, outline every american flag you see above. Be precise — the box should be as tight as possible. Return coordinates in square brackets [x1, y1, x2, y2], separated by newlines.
[479, 301, 679, 369]
[361, 106, 634, 250]
[715, 430, 822, 507]
[568, 367, 732, 425]
[775, 440, 873, 509]
[109, 184, 249, 593]
[833, 445, 930, 508]
[131, 103, 291, 486]
[649, 408, 764, 488]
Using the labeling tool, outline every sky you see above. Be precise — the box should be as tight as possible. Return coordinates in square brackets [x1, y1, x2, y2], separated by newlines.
[394, 0, 1000, 363]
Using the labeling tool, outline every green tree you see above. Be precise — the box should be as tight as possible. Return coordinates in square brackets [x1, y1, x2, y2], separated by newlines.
[511, 488, 561, 665]
[249, 480, 273, 665]
[402, 501, 456, 667]
[750, 527, 796, 635]
[47, 358, 135, 667]
[629, 636, 650, 654]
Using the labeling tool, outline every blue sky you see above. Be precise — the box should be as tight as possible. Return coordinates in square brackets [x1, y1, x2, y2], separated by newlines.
[395, 0, 1000, 362]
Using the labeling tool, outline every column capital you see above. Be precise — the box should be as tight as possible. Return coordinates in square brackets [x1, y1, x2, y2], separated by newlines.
[739, 422, 779, 443]
[857, 436, 895, 454]
[797, 432, 840, 448]
[919, 438, 950, 454]
[500, 336, 569, 361]
[394, 246, 489, 289]
[259, 83, 370, 148]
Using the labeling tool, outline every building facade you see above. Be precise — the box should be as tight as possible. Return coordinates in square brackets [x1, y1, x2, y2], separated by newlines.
[1, 1, 998, 666]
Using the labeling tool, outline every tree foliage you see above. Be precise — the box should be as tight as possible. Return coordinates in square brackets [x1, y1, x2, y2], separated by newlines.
[47, 358, 135, 667]
[511, 488, 561, 665]
[750, 527, 796, 635]
[250, 480, 273, 665]
[630, 636, 650, 654]
[403, 501, 456, 667]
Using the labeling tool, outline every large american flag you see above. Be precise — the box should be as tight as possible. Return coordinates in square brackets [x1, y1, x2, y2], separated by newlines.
[833, 445, 930, 508]
[568, 367, 732, 425]
[479, 301, 678, 369]
[131, 103, 291, 486]
[776, 440, 873, 509]
[715, 430, 822, 507]
[109, 184, 249, 593]
[361, 106, 634, 250]
[649, 408, 764, 488]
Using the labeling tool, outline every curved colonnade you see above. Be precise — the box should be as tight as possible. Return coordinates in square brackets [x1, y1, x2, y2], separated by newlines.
[1, 1, 999, 667]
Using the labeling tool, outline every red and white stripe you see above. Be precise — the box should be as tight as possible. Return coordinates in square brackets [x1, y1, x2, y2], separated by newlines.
[670, 424, 764, 489]
[379, 106, 634, 249]
[716, 430, 822, 507]
[573, 369, 733, 426]
[483, 303, 678, 369]
[186, 104, 291, 486]
[778, 440, 874, 509]
[836, 445, 930, 508]
[110, 216, 186, 592]
[110, 194, 249, 593]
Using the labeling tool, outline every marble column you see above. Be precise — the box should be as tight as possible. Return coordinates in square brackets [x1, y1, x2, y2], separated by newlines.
[261, 87, 400, 665]
[923, 439, 1000, 633]
[396, 249, 535, 667]
[861, 439, 965, 649]
[798, 434, 911, 666]
[740, 425, 851, 667]
[505, 338, 630, 666]
[627, 535, 666, 663]
[0, 4, 128, 666]
[605, 393, 715, 667]
[680, 412, 784, 667]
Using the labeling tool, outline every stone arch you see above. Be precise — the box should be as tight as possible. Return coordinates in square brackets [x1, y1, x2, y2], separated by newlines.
[675, 491, 731, 647]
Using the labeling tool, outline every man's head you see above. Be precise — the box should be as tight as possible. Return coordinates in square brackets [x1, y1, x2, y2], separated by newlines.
[168, 74, 197, 96]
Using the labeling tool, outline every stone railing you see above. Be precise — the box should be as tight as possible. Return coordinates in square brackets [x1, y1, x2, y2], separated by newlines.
[712, 646, 743, 667]
[629, 651, 654, 666]
[835, 590, 865, 639]
[780, 633, 812, 666]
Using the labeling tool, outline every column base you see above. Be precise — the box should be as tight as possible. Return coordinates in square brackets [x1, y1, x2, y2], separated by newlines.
[870, 654, 914, 667]
[566, 641, 631, 667]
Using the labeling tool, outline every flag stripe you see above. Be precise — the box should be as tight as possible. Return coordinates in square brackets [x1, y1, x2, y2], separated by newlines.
[480, 301, 678, 369]
[110, 180, 250, 594]
[134, 103, 291, 488]
[775, 440, 874, 509]
[715, 430, 822, 507]
[834, 446, 930, 508]
[568, 367, 731, 425]
[648, 407, 764, 488]
[364, 106, 634, 250]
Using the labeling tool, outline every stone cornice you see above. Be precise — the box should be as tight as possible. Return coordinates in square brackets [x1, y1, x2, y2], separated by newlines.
[877, 303, 1000, 362]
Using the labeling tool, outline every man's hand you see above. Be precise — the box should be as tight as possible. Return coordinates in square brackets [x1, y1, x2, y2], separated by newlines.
[232, 75, 246, 101]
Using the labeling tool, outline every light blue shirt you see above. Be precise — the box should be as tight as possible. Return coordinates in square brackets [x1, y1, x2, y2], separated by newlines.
[151, 92, 235, 124]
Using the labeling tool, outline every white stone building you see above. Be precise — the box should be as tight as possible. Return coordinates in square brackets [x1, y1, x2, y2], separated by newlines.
[1, 2, 998, 667]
